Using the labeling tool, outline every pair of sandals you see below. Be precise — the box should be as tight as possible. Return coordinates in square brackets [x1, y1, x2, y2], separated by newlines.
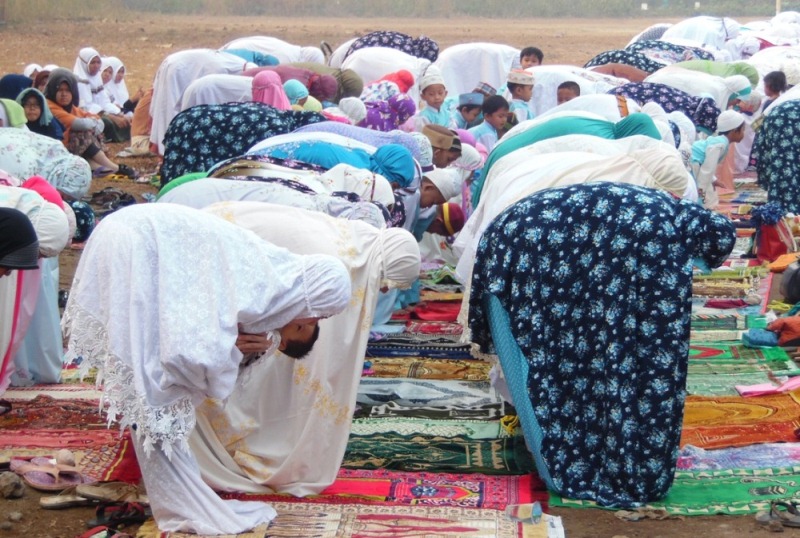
[756, 500, 800, 528]
[89, 187, 137, 214]
[92, 164, 138, 180]
[9, 451, 89, 492]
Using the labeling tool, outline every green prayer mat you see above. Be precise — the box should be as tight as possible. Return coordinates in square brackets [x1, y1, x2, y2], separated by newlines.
[343, 433, 534, 475]
[686, 372, 775, 396]
[688, 344, 800, 376]
[690, 314, 767, 330]
[349, 417, 509, 440]
[550, 466, 800, 516]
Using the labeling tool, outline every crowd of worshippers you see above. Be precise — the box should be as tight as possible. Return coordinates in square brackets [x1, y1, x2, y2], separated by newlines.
[2, 17, 800, 534]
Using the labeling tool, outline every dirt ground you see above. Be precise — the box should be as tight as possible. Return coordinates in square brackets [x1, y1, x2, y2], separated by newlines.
[0, 13, 781, 538]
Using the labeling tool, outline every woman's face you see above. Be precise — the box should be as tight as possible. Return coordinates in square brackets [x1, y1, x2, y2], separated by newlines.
[101, 66, 113, 85]
[87, 56, 101, 77]
[56, 81, 73, 107]
[22, 95, 41, 123]
[114, 67, 125, 84]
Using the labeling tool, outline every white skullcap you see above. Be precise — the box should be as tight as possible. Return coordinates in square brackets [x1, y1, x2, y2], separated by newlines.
[338, 97, 367, 124]
[300, 253, 351, 319]
[378, 227, 421, 289]
[724, 75, 751, 96]
[424, 168, 462, 201]
[716, 110, 745, 133]
[23, 64, 41, 78]
[409, 132, 434, 170]
[419, 65, 445, 91]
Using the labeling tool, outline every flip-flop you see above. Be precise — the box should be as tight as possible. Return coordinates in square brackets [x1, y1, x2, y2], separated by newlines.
[40, 485, 99, 510]
[756, 500, 800, 528]
[92, 167, 115, 178]
[78, 526, 133, 538]
[10, 457, 90, 492]
[87, 502, 151, 529]
[76, 482, 149, 505]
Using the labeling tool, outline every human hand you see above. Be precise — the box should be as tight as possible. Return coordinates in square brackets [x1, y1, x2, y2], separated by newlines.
[235, 331, 272, 354]
[110, 114, 130, 128]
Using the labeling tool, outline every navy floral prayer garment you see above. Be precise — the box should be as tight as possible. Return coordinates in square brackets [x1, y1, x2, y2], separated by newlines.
[160, 103, 326, 185]
[753, 100, 800, 214]
[583, 49, 665, 74]
[345, 31, 439, 63]
[625, 40, 715, 63]
[468, 183, 735, 507]
[610, 82, 721, 135]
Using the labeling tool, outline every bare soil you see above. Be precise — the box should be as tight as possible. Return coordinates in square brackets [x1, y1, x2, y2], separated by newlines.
[0, 14, 778, 538]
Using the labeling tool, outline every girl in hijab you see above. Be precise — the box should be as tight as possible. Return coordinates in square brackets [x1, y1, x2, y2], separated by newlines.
[0, 99, 27, 128]
[251, 71, 291, 110]
[104, 56, 143, 116]
[62, 203, 351, 535]
[0, 74, 32, 100]
[16, 87, 64, 140]
[283, 79, 309, 108]
[73, 48, 130, 142]
[44, 68, 136, 179]
[243, 66, 338, 104]
[468, 182, 734, 508]
[192, 202, 419, 497]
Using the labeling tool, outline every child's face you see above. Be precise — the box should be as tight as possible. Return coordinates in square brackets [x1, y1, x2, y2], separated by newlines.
[461, 107, 480, 124]
[520, 55, 540, 69]
[557, 88, 578, 105]
[101, 67, 113, 85]
[485, 108, 509, 131]
[515, 85, 533, 102]
[421, 84, 447, 109]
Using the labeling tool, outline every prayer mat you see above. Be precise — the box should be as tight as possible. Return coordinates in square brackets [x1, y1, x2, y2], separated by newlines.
[687, 344, 800, 377]
[419, 290, 464, 302]
[357, 379, 500, 408]
[678, 443, 800, 471]
[354, 400, 508, 421]
[688, 329, 742, 342]
[686, 371, 775, 396]
[3, 384, 101, 400]
[343, 433, 534, 474]
[223, 469, 547, 511]
[410, 301, 462, 322]
[681, 389, 800, 449]
[690, 313, 746, 330]
[137, 520, 269, 538]
[365, 357, 491, 380]
[0, 394, 106, 430]
[550, 466, 800, 516]
[366, 342, 473, 359]
[349, 417, 508, 439]
[406, 320, 464, 335]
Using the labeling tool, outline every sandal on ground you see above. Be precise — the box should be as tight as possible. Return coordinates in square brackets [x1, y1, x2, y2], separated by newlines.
[9, 456, 90, 492]
[92, 167, 115, 178]
[0, 399, 11, 416]
[87, 502, 151, 529]
[40, 485, 99, 509]
[115, 164, 138, 180]
[76, 482, 149, 505]
[756, 500, 800, 528]
[78, 525, 133, 538]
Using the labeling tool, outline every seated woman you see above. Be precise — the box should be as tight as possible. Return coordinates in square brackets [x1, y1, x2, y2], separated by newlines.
[0, 74, 32, 100]
[159, 102, 325, 184]
[73, 48, 130, 142]
[103, 56, 144, 117]
[62, 203, 351, 534]
[467, 182, 734, 507]
[44, 68, 136, 179]
[191, 202, 419, 496]
[16, 88, 64, 140]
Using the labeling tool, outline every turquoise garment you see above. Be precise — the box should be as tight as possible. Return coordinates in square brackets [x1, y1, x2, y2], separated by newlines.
[283, 79, 309, 105]
[510, 99, 534, 122]
[690, 135, 729, 165]
[267, 141, 416, 188]
[473, 113, 661, 206]
[468, 121, 499, 153]
[418, 104, 452, 127]
[224, 49, 279, 67]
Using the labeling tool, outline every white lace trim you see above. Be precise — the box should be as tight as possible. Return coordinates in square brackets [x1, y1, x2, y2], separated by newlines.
[63, 302, 195, 460]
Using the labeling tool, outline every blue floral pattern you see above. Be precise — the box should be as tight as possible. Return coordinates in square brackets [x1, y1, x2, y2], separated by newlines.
[753, 100, 800, 213]
[160, 103, 325, 185]
[626, 40, 715, 63]
[584, 50, 664, 73]
[610, 82, 720, 134]
[468, 183, 735, 507]
[345, 31, 439, 63]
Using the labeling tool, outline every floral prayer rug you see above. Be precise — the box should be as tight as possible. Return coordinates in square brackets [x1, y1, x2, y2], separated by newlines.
[550, 466, 800, 516]
[223, 468, 547, 511]
[681, 389, 800, 449]
[678, 443, 800, 471]
[342, 433, 534, 474]
[365, 357, 491, 380]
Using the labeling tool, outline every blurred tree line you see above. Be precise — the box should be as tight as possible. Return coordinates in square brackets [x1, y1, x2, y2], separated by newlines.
[117, 0, 792, 17]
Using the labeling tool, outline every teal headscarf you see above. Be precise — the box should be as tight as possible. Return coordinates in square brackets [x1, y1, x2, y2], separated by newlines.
[16, 88, 53, 127]
[473, 113, 662, 206]
[369, 144, 415, 188]
[283, 79, 309, 105]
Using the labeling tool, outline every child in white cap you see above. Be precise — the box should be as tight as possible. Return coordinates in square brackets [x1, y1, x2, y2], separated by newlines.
[507, 69, 534, 124]
[412, 65, 451, 130]
[690, 109, 745, 209]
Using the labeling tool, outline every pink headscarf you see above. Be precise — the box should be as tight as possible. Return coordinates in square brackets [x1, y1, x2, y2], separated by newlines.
[22, 176, 64, 208]
[252, 71, 291, 111]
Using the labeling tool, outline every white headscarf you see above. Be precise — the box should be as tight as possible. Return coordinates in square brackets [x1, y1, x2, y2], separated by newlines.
[62, 203, 351, 457]
[23, 64, 41, 78]
[104, 56, 129, 105]
[72, 47, 109, 114]
[193, 201, 419, 495]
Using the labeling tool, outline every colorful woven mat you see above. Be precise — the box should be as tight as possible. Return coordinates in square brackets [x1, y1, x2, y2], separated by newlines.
[681, 389, 800, 449]
[550, 466, 800, 516]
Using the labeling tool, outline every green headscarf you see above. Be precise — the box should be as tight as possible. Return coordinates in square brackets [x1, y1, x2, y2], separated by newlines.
[0, 98, 27, 128]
